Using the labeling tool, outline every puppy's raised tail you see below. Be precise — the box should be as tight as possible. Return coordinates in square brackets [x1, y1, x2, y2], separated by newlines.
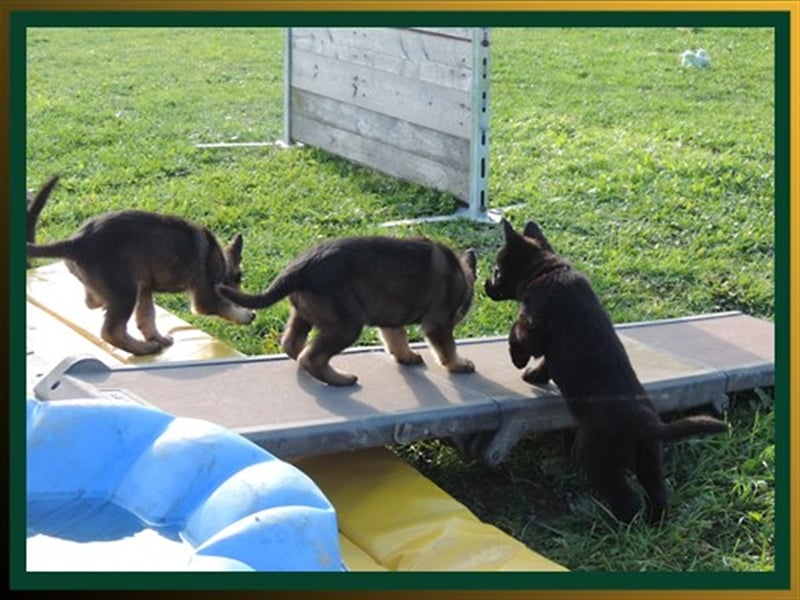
[27, 175, 59, 244]
[655, 414, 729, 442]
[27, 239, 80, 260]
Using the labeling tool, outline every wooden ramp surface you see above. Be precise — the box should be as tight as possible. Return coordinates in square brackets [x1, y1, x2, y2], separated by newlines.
[34, 311, 773, 464]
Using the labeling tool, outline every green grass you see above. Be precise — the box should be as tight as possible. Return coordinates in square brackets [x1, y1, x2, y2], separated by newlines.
[25, 27, 776, 572]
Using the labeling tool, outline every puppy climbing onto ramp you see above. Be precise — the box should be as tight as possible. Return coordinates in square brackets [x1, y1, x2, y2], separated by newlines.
[27, 180, 254, 355]
[485, 218, 728, 524]
[221, 236, 478, 386]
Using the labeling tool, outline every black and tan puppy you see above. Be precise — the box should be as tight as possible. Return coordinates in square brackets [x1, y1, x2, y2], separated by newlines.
[28, 206, 255, 355]
[485, 219, 728, 523]
[220, 236, 477, 386]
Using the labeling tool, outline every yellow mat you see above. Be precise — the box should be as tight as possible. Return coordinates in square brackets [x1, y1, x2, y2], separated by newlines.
[26, 261, 243, 365]
[26, 261, 565, 572]
[296, 449, 565, 571]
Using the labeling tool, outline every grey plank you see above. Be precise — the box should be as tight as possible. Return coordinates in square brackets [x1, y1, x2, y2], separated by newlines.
[290, 48, 472, 139]
[291, 28, 473, 91]
[35, 347, 500, 458]
[291, 89, 470, 169]
[617, 312, 774, 391]
[292, 114, 469, 200]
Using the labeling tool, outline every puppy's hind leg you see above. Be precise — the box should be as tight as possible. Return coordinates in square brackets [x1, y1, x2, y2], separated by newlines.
[101, 285, 161, 355]
[135, 287, 173, 348]
[634, 440, 668, 523]
[298, 321, 362, 386]
[282, 306, 312, 359]
[380, 327, 424, 366]
[422, 324, 474, 374]
[577, 433, 641, 524]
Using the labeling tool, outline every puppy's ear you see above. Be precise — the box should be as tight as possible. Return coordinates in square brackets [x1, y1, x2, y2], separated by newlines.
[228, 233, 244, 263]
[205, 230, 227, 280]
[522, 220, 554, 252]
[462, 248, 478, 276]
[501, 218, 522, 244]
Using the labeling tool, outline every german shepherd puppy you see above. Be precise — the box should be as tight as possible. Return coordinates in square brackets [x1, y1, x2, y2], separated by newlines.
[485, 219, 728, 523]
[28, 204, 255, 355]
[220, 236, 477, 386]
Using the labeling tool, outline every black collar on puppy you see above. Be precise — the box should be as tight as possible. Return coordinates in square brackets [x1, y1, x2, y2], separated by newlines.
[525, 263, 570, 288]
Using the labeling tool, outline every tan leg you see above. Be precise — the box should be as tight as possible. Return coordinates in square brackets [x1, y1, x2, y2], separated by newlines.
[296, 324, 361, 386]
[423, 325, 475, 374]
[83, 287, 104, 309]
[298, 350, 358, 386]
[379, 327, 424, 365]
[135, 288, 173, 347]
[102, 308, 161, 355]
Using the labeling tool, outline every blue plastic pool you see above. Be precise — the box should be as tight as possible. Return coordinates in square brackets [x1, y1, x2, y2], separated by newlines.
[26, 397, 343, 571]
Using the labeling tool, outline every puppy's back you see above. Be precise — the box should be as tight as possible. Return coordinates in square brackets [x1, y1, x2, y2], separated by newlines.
[527, 270, 643, 400]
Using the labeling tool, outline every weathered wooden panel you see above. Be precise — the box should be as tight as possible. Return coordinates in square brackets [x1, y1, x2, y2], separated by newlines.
[290, 48, 471, 139]
[286, 27, 489, 208]
[291, 89, 470, 170]
[291, 27, 472, 91]
[292, 114, 469, 200]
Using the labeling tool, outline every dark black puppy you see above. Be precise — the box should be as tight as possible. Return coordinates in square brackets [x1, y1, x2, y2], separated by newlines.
[485, 219, 728, 523]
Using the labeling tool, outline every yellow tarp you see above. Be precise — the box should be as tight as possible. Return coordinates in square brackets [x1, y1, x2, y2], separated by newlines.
[27, 261, 242, 365]
[26, 261, 566, 572]
[296, 449, 566, 571]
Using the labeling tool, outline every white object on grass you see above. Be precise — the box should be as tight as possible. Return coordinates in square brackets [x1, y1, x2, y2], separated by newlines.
[681, 48, 711, 68]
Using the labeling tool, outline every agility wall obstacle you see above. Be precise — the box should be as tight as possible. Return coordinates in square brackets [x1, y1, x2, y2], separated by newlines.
[285, 28, 493, 221]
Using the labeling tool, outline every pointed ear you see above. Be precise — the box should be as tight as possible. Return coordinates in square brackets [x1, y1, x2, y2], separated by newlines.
[462, 248, 477, 276]
[502, 218, 531, 252]
[522, 220, 553, 252]
[228, 233, 243, 262]
[501, 218, 519, 242]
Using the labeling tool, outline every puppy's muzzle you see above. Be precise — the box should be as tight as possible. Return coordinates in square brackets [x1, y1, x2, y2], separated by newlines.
[484, 278, 508, 301]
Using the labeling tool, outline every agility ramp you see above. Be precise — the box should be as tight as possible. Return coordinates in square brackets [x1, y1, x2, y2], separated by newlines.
[30, 262, 773, 467]
[33, 313, 773, 466]
[26, 261, 565, 571]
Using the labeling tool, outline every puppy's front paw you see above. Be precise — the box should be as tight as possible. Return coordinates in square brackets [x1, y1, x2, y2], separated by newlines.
[509, 344, 530, 369]
[522, 363, 549, 384]
[147, 333, 174, 347]
[396, 350, 425, 366]
[447, 357, 475, 374]
[125, 339, 164, 356]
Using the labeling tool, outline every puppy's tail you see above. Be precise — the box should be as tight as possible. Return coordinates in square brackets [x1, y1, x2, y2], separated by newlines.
[27, 175, 59, 244]
[654, 414, 729, 442]
[219, 268, 303, 310]
[27, 239, 80, 260]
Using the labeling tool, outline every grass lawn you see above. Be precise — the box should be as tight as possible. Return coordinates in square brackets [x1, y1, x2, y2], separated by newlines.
[25, 26, 776, 572]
